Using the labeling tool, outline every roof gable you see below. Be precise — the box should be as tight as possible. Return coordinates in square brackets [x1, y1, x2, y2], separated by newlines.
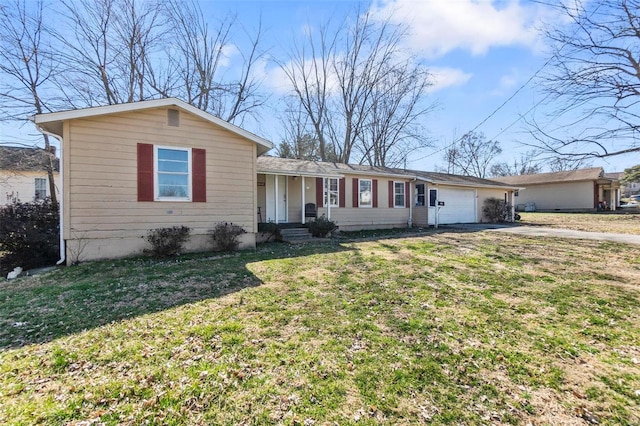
[32, 98, 274, 155]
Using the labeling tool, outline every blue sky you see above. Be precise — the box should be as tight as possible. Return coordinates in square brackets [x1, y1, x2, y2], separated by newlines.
[2, 0, 637, 173]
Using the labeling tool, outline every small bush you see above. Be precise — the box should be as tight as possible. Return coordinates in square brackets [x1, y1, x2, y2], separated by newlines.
[482, 197, 513, 223]
[258, 222, 283, 242]
[145, 226, 191, 258]
[308, 215, 337, 237]
[210, 222, 246, 251]
[0, 198, 59, 275]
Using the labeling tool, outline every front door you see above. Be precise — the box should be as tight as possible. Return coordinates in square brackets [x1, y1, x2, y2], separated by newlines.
[265, 175, 288, 223]
[428, 189, 437, 225]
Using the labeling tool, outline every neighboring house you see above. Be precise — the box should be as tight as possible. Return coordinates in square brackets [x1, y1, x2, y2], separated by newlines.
[494, 167, 621, 212]
[614, 171, 640, 197]
[33, 98, 273, 263]
[256, 157, 519, 230]
[0, 146, 60, 206]
[33, 98, 518, 264]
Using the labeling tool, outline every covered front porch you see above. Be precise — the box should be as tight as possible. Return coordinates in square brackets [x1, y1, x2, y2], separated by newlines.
[596, 178, 621, 210]
[257, 173, 342, 224]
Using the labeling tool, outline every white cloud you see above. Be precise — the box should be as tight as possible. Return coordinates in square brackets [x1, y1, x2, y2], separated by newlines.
[370, 0, 548, 58]
[428, 67, 473, 93]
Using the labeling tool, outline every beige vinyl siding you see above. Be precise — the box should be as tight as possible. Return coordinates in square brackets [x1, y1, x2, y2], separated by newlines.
[64, 107, 257, 261]
[512, 181, 595, 211]
[318, 175, 411, 230]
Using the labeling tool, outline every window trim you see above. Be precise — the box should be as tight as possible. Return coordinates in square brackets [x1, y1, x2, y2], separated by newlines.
[359, 178, 373, 208]
[34, 177, 47, 200]
[393, 181, 405, 208]
[324, 177, 339, 208]
[415, 183, 425, 206]
[154, 145, 192, 202]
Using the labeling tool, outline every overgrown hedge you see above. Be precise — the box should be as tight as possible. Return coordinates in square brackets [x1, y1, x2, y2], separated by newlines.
[0, 199, 59, 275]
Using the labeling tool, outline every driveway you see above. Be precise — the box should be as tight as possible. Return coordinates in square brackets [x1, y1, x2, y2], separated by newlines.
[442, 223, 640, 246]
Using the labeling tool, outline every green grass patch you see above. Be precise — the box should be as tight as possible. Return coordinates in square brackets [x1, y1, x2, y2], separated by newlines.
[1, 233, 639, 424]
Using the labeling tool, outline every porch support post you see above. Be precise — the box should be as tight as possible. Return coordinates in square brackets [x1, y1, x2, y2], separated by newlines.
[274, 175, 279, 223]
[610, 186, 615, 211]
[301, 176, 306, 224]
[327, 179, 331, 220]
[510, 191, 515, 222]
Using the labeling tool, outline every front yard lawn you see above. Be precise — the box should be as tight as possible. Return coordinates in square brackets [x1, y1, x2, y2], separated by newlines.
[1, 231, 639, 425]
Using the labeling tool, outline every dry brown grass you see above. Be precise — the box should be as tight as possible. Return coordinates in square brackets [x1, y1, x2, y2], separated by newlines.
[519, 212, 640, 234]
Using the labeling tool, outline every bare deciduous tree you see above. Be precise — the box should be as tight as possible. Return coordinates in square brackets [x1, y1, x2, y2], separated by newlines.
[546, 157, 592, 172]
[0, 0, 59, 204]
[358, 64, 433, 167]
[55, 0, 166, 106]
[280, 21, 336, 161]
[276, 97, 324, 161]
[281, 8, 434, 165]
[165, 0, 267, 124]
[490, 151, 542, 177]
[444, 132, 502, 178]
[530, 0, 640, 160]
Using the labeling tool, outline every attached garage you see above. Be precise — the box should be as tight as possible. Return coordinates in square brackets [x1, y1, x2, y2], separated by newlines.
[428, 187, 476, 225]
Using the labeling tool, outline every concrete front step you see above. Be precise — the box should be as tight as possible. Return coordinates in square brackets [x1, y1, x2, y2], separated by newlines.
[280, 227, 316, 243]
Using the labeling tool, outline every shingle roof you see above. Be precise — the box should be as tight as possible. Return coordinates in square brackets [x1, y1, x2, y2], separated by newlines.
[493, 167, 605, 185]
[604, 172, 623, 180]
[391, 168, 514, 188]
[0, 146, 59, 172]
[257, 156, 518, 189]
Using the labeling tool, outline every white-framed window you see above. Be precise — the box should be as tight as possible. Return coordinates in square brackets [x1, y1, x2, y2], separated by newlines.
[155, 146, 191, 201]
[324, 177, 339, 207]
[394, 181, 405, 208]
[359, 179, 372, 208]
[34, 178, 47, 200]
[415, 183, 425, 206]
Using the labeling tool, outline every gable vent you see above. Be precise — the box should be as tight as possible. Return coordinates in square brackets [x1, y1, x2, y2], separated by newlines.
[167, 108, 180, 127]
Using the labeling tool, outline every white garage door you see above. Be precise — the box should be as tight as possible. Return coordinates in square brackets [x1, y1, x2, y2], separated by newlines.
[437, 188, 476, 224]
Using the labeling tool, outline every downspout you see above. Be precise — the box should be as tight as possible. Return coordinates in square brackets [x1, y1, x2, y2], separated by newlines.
[36, 125, 65, 265]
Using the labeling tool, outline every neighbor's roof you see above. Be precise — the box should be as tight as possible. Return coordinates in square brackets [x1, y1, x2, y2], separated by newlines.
[257, 156, 519, 189]
[604, 172, 623, 180]
[494, 167, 606, 185]
[32, 98, 274, 155]
[0, 146, 59, 172]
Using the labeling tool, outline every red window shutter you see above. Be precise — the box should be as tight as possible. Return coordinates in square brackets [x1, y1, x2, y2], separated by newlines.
[372, 179, 378, 208]
[405, 182, 410, 208]
[388, 181, 394, 208]
[339, 178, 345, 208]
[192, 148, 206, 202]
[352, 178, 359, 207]
[316, 177, 324, 207]
[137, 143, 154, 201]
